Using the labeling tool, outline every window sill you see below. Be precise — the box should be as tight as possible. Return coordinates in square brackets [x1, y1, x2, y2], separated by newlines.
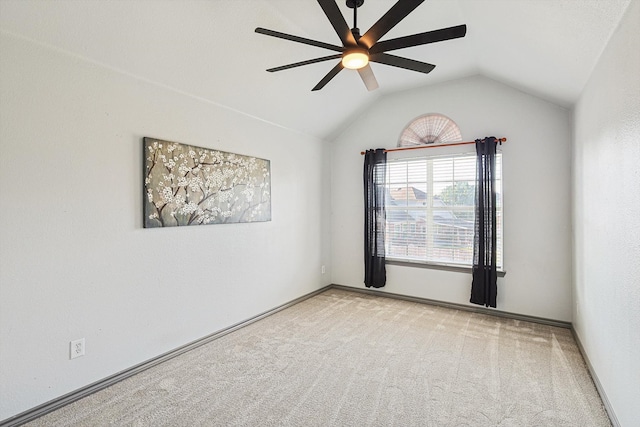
[386, 258, 506, 277]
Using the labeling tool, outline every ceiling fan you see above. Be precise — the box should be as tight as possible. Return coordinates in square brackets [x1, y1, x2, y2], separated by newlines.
[255, 0, 467, 91]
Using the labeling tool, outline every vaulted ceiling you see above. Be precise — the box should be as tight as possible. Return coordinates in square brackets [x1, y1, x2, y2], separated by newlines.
[0, 0, 632, 139]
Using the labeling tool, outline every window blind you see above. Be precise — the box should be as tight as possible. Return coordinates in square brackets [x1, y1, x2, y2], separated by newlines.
[384, 152, 503, 269]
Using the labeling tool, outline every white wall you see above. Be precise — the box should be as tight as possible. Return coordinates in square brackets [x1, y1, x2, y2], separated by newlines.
[572, 1, 640, 425]
[0, 33, 331, 420]
[331, 75, 573, 321]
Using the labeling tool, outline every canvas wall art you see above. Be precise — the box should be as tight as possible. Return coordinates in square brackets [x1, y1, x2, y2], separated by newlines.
[144, 137, 271, 228]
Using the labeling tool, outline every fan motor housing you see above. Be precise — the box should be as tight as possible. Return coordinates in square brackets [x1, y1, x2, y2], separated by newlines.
[346, 0, 364, 9]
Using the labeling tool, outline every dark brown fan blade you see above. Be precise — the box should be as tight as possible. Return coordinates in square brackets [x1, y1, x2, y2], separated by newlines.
[369, 25, 467, 54]
[312, 62, 344, 91]
[359, 0, 426, 49]
[369, 53, 435, 74]
[317, 0, 357, 47]
[256, 27, 343, 52]
[357, 64, 379, 91]
[267, 55, 342, 72]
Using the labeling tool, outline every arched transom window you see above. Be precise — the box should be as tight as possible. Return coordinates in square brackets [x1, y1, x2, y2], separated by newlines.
[398, 113, 462, 147]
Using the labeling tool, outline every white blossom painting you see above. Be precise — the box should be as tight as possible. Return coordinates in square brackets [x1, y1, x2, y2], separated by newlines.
[144, 138, 271, 228]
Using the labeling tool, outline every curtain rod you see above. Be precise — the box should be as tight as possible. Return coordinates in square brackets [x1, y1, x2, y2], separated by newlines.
[359, 137, 507, 155]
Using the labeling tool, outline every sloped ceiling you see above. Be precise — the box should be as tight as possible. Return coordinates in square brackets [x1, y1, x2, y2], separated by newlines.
[0, 0, 631, 140]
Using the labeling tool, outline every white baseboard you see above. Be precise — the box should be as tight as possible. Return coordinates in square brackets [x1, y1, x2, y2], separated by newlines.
[330, 283, 572, 328]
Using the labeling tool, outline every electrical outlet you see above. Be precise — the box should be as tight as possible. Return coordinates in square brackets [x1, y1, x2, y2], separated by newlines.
[321, 265, 326, 274]
[70, 338, 85, 359]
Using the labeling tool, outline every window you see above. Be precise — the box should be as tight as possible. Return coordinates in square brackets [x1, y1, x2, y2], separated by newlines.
[384, 152, 503, 269]
[398, 113, 462, 147]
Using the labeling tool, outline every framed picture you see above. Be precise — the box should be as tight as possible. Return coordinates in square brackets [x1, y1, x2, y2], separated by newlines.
[143, 137, 271, 228]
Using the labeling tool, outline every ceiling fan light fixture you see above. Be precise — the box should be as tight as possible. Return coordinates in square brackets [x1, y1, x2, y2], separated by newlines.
[342, 50, 369, 69]
[256, 0, 467, 91]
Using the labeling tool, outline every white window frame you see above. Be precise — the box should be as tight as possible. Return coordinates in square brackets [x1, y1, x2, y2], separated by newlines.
[383, 148, 503, 271]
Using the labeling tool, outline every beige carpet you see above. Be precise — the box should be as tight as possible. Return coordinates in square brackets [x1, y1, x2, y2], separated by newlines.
[26, 289, 610, 426]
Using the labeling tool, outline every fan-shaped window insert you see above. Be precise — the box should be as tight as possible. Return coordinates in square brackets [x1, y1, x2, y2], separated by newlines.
[398, 114, 462, 147]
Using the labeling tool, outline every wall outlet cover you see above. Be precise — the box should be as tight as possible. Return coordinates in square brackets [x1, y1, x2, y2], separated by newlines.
[70, 338, 85, 359]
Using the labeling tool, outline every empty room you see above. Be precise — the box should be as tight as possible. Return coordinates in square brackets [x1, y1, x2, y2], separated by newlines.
[0, 1, 638, 426]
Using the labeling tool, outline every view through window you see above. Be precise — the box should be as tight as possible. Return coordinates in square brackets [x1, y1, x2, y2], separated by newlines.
[384, 152, 503, 269]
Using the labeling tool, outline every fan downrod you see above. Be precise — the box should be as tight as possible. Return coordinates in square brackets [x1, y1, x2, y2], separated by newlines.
[346, 0, 364, 35]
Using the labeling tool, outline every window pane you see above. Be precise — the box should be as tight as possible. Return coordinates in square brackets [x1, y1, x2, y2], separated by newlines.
[406, 159, 427, 182]
[387, 162, 408, 184]
[454, 157, 476, 181]
[388, 185, 410, 206]
[437, 181, 475, 208]
[433, 158, 453, 181]
[386, 209, 426, 259]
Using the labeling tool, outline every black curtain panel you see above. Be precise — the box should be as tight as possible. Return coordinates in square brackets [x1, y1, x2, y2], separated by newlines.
[470, 137, 499, 307]
[363, 149, 387, 288]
